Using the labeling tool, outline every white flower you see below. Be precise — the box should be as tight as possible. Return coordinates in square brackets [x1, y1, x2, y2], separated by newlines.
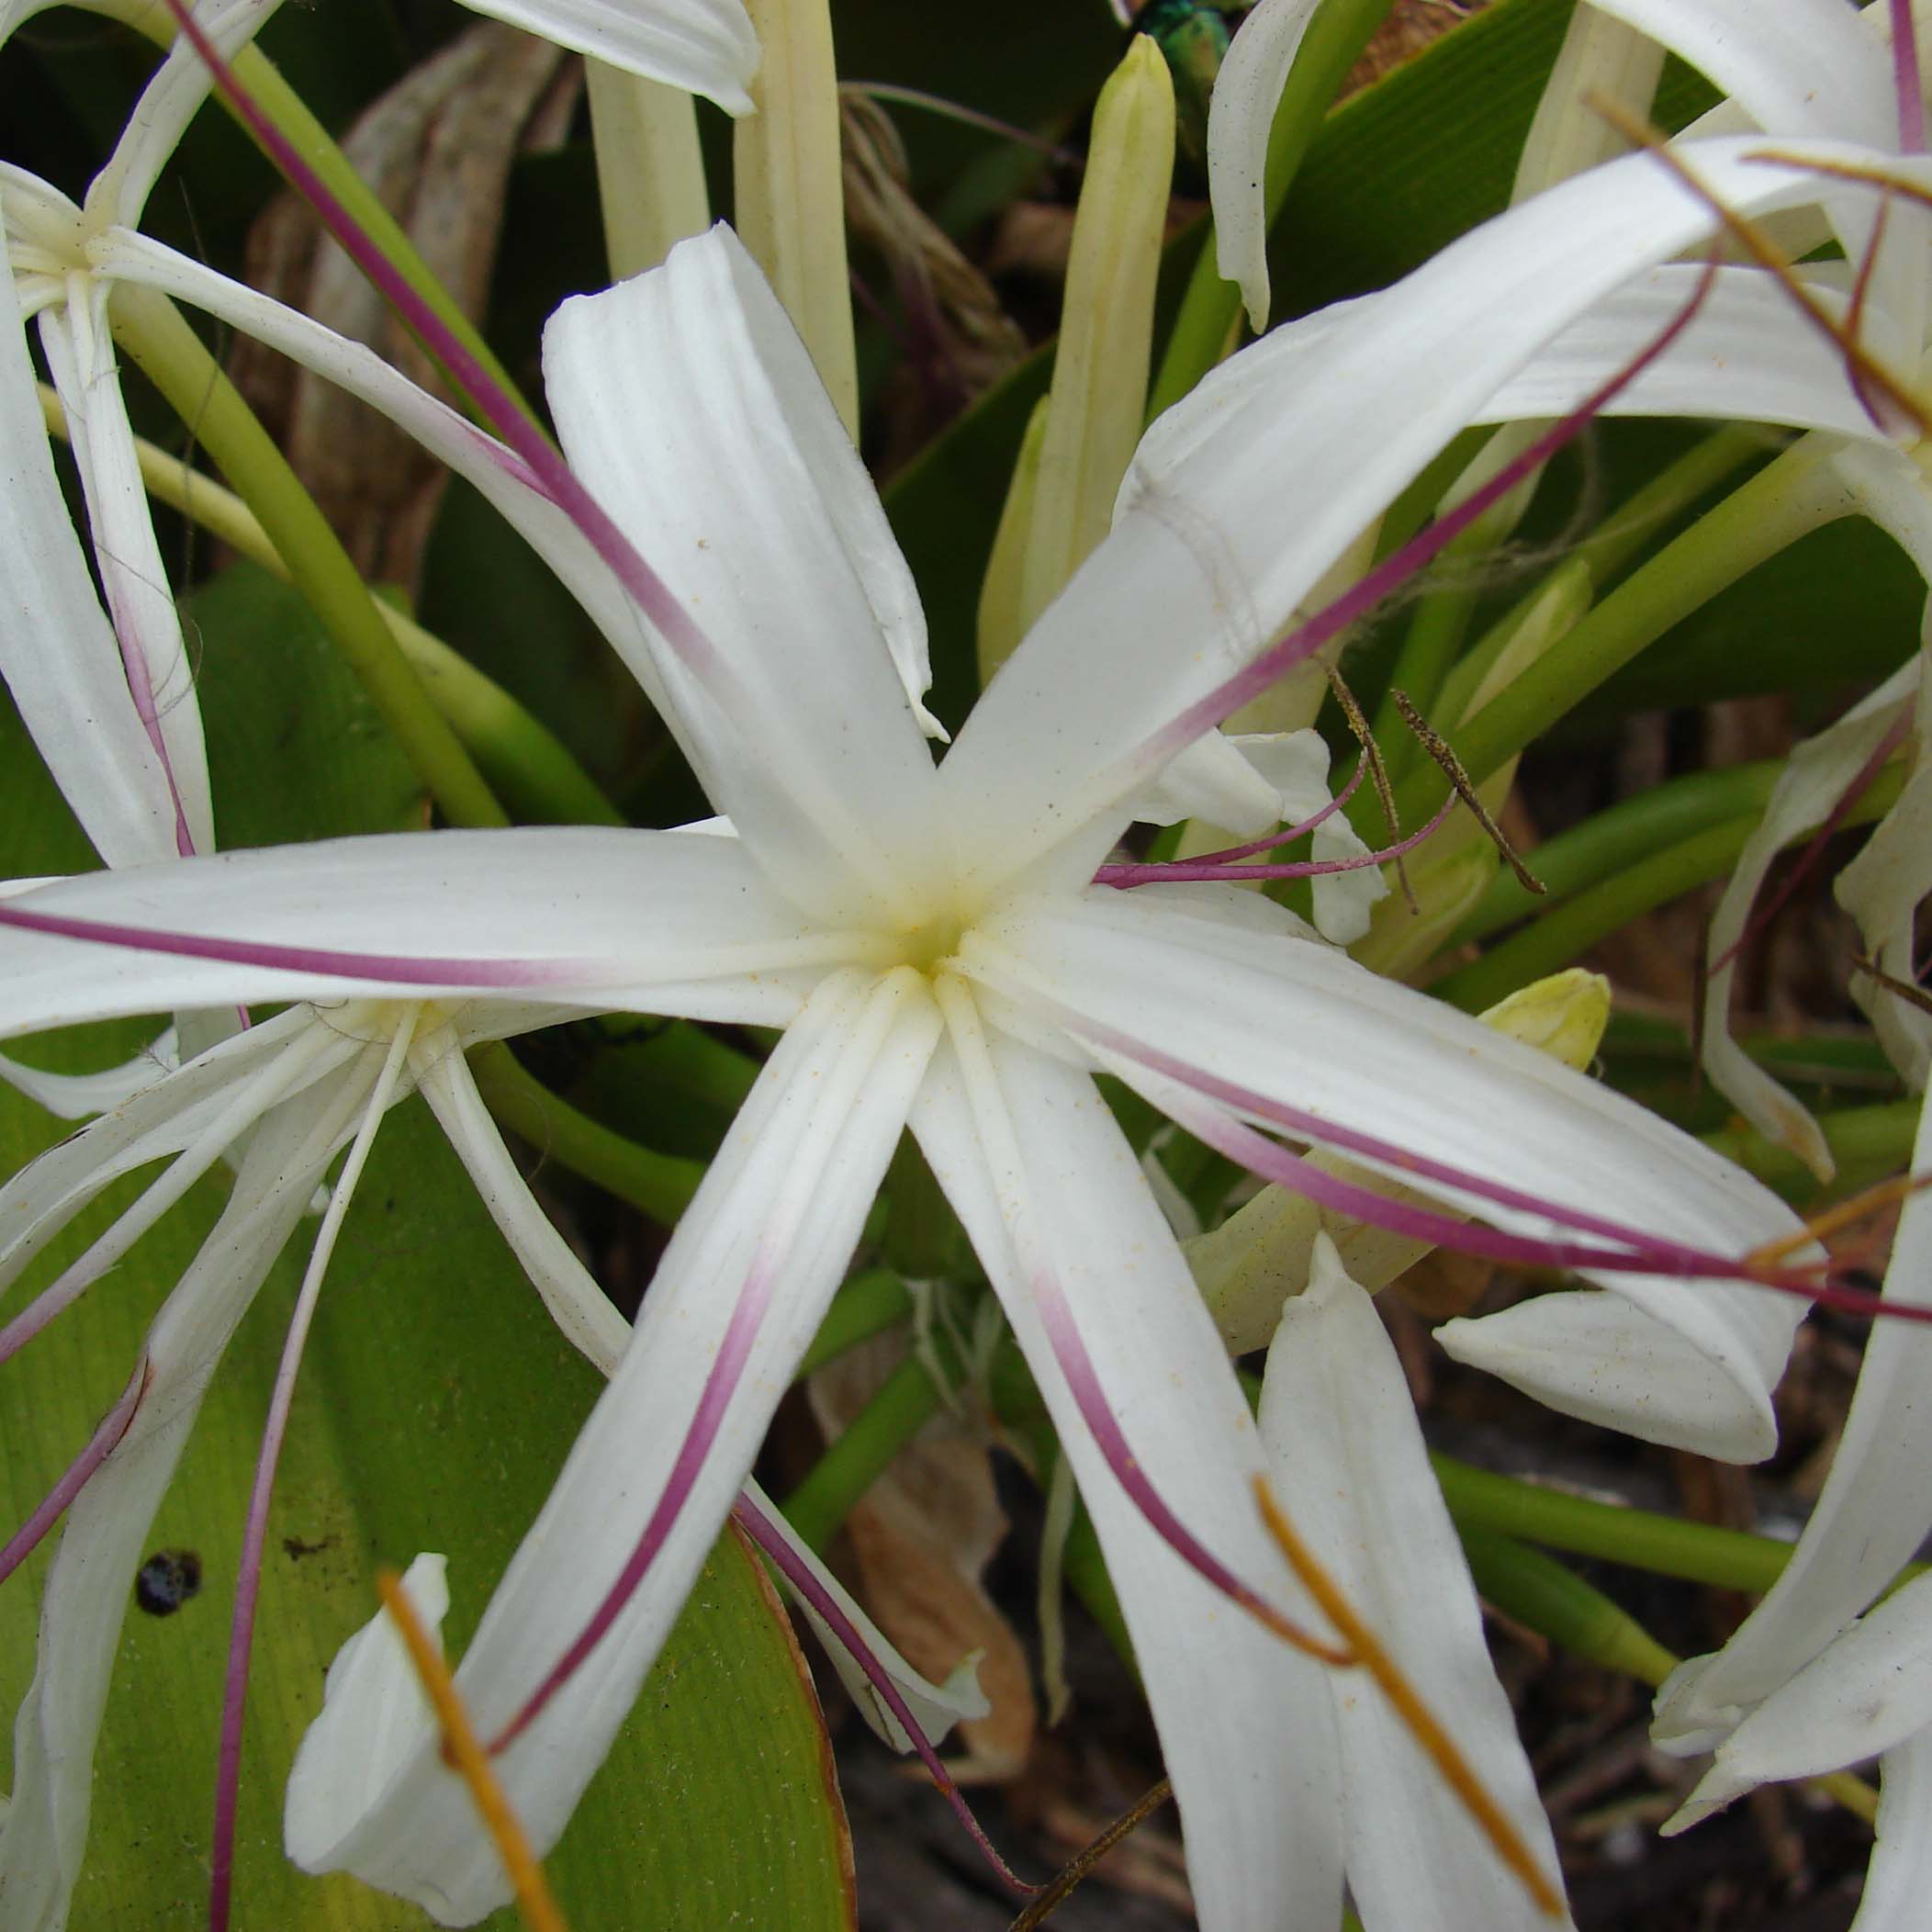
[0, 198, 1828, 1926]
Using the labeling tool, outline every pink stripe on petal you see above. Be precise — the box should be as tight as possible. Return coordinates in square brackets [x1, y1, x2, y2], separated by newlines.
[1895, 0, 1926, 152]
[1137, 256, 1724, 767]
[488, 1257, 780, 1756]
[729, 1491, 1038, 1896]
[0, 900, 594, 989]
[1025, 1260, 1345, 1657]
[0, 1362, 147, 1586]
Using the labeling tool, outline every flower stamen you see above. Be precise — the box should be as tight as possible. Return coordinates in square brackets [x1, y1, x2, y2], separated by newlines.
[376, 1567, 570, 1932]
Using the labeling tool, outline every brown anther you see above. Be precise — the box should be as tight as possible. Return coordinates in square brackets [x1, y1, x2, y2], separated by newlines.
[1327, 665, 1418, 910]
[1389, 690, 1546, 896]
[1852, 949, 1932, 1017]
[1005, 1778, 1174, 1931]
[1252, 1477, 1566, 1919]
[376, 1569, 570, 1932]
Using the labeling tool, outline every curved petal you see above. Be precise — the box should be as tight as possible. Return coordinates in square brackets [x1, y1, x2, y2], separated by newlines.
[1474, 266, 1915, 442]
[910, 1025, 1344, 1932]
[454, 0, 758, 115]
[967, 889, 1803, 1459]
[1655, 1095, 1932, 1752]
[941, 139, 1932, 897]
[85, 0, 284, 232]
[1854, 1730, 1932, 1932]
[0, 827, 848, 1035]
[1669, 1565, 1932, 1827]
[543, 226, 941, 927]
[0, 1075, 360, 1929]
[1700, 660, 1916, 1184]
[0, 197, 175, 866]
[39, 289, 211, 854]
[1205, 0, 1323, 331]
[286, 968, 939, 1924]
[0, 1036, 175, 1119]
[1262, 1239, 1569, 1931]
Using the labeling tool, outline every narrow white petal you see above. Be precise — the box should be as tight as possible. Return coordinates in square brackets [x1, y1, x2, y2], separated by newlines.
[1855, 1730, 1932, 1932]
[1206, 0, 1324, 331]
[286, 969, 939, 1924]
[454, 0, 758, 115]
[911, 1026, 1344, 1932]
[1476, 267, 1914, 443]
[416, 1061, 982, 1758]
[39, 290, 213, 852]
[1672, 1566, 1932, 1826]
[0, 197, 175, 866]
[0, 1080, 361, 1927]
[941, 140, 1932, 895]
[543, 226, 942, 925]
[1655, 1096, 1932, 1751]
[0, 827, 842, 1034]
[1262, 1239, 1568, 1931]
[85, 0, 284, 232]
[281, 1554, 453, 1873]
[970, 891, 1803, 1458]
[0, 1038, 174, 1119]
[1701, 659, 1916, 1182]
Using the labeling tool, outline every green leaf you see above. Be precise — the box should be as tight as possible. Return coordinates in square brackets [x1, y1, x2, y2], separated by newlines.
[186, 559, 429, 849]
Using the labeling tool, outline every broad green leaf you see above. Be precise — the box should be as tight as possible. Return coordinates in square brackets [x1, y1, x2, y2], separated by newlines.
[186, 559, 429, 849]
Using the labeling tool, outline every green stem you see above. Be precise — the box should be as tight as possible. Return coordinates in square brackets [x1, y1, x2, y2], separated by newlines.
[467, 1042, 705, 1224]
[781, 1351, 947, 1555]
[1147, 0, 1395, 419]
[1460, 1529, 1679, 1685]
[1432, 765, 1902, 1013]
[1437, 1452, 1926, 1598]
[1387, 441, 1850, 836]
[111, 286, 510, 828]
[794, 1270, 915, 1381]
[38, 383, 620, 827]
[1453, 760, 1785, 946]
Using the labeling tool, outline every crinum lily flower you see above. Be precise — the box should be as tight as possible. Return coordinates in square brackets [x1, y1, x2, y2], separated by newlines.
[0, 183, 1840, 1924]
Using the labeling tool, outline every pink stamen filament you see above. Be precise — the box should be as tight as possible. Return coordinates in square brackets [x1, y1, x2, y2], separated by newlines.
[1137, 256, 1724, 768]
[1710, 704, 1913, 975]
[486, 1258, 778, 1758]
[1098, 791, 1453, 888]
[208, 1017, 419, 1932]
[728, 1490, 1039, 1896]
[0, 1362, 147, 1587]
[0, 897, 590, 988]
